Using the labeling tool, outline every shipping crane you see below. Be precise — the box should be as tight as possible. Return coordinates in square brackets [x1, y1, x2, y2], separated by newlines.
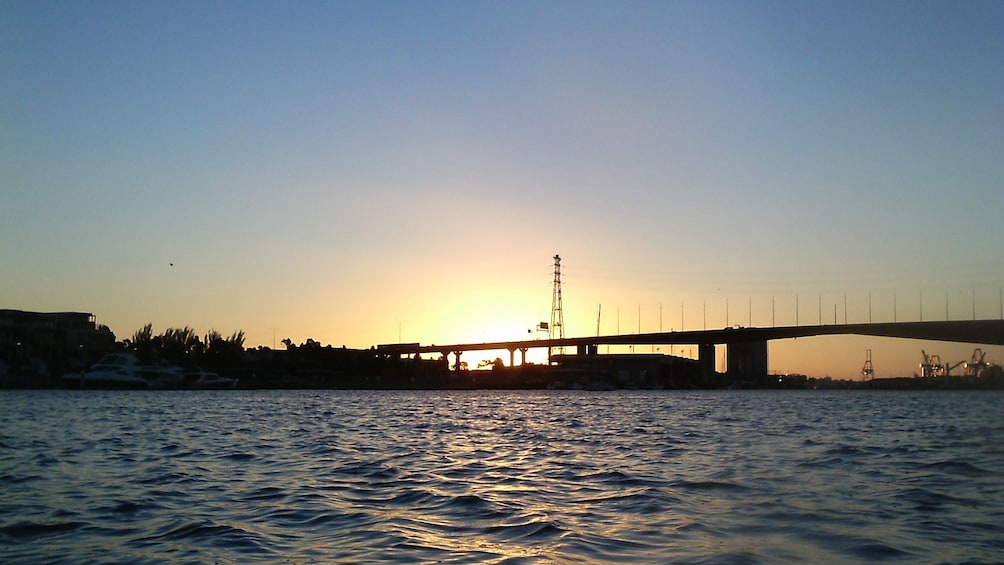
[861, 349, 875, 380]
[920, 350, 945, 378]
[965, 348, 990, 377]
[945, 359, 965, 376]
[920, 349, 966, 377]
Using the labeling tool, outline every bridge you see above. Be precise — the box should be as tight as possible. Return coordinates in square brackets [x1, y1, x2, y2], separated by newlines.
[378, 319, 1004, 380]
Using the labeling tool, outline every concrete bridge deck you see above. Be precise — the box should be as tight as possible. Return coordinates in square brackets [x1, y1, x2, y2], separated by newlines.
[379, 319, 1004, 354]
[377, 319, 1004, 379]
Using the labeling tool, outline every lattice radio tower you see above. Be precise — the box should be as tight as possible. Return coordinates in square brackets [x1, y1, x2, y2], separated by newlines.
[550, 254, 565, 359]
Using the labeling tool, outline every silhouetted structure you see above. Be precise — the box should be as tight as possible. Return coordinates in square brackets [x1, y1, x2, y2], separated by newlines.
[549, 254, 564, 359]
[379, 319, 1004, 388]
[5, 310, 1003, 390]
[1, 310, 116, 387]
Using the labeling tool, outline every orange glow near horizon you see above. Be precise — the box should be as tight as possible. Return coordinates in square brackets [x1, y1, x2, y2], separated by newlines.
[88, 262, 1004, 382]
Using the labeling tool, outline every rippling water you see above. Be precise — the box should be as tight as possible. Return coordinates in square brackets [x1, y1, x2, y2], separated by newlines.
[1, 390, 1002, 563]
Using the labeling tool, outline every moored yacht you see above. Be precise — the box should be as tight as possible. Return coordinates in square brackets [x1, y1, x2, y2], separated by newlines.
[182, 368, 238, 389]
[63, 352, 184, 389]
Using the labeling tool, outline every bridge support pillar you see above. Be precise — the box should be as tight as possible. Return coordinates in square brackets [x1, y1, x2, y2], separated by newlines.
[508, 348, 515, 368]
[519, 348, 528, 366]
[698, 343, 716, 384]
[726, 341, 768, 386]
[452, 351, 463, 371]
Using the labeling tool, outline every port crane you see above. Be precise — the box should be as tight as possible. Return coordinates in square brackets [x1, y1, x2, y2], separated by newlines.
[920, 350, 944, 377]
[861, 349, 875, 380]
[920, 349, 967, 377]
[965, 348, 991, 377]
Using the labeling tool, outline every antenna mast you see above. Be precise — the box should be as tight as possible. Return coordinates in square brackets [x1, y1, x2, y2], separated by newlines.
[550, 254, 565, 360]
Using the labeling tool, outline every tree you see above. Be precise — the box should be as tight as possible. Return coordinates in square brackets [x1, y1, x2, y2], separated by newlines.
[132, 323, 153, 346]
[131, 323, 155, 363]
[477, 357, 506, 370]
[227, 330, 245, 350]
[160, 327, 201, 366]
[203, 329, 246, 368]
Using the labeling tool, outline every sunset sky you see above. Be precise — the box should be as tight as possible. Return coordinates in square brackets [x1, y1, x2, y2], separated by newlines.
[3, 1, 1002, 378]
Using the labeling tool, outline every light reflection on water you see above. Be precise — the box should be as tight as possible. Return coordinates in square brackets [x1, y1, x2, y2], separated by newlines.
[1, 390, 1002, 563]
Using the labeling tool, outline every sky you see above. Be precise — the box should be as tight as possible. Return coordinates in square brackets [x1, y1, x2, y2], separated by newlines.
[3, 1, 1003, 378]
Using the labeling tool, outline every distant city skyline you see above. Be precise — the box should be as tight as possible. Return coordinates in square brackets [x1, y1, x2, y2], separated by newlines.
[3, 1, 1002, 378]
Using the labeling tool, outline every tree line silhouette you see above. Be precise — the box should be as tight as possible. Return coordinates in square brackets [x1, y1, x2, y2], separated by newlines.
[123, 323, 246, 368]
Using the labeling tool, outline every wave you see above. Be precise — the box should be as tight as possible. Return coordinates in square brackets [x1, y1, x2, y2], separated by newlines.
[0, 520, 85, 539]
[672, 479, 750, 491]
[485, 518, 568, 542]
[917, 459, 992, 477]
[135, 520, 281, 555]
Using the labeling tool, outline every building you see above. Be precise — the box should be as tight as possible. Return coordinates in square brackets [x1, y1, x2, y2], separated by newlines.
[0, 310, 116, 387]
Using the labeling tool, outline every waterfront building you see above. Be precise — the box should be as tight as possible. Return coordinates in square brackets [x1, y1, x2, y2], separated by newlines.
[0, 310, 116, 387]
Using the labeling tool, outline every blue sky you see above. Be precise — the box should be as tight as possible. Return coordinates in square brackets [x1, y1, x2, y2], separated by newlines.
[3, 1, 1002, 377]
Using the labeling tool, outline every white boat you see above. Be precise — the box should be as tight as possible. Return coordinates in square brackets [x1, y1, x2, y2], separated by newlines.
[63, 352, 184, 389]
[182, 368, 238, 389]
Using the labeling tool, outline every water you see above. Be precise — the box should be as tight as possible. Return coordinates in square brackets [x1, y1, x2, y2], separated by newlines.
[1, 390, 1001, 564]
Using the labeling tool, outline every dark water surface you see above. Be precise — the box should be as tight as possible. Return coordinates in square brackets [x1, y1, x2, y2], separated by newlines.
[1, 390, 1001, 564]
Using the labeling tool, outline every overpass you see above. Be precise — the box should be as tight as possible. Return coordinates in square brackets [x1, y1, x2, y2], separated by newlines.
[377, 319, 1004, 380]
